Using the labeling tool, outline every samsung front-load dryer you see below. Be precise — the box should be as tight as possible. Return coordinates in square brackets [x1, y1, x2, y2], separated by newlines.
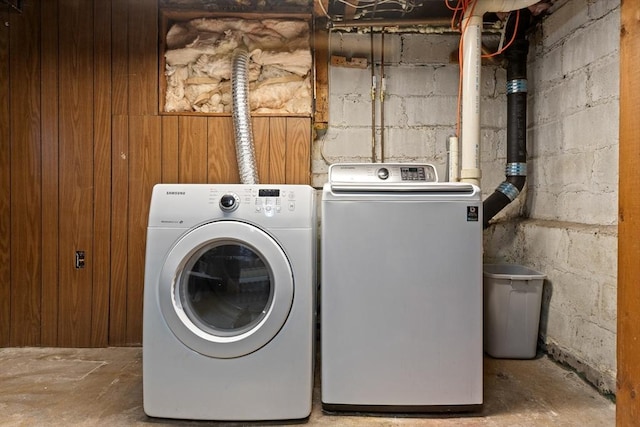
[143, 184, 316, 421]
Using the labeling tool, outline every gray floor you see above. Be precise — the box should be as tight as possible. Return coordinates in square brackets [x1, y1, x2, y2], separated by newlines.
[0, 347, 614, 426]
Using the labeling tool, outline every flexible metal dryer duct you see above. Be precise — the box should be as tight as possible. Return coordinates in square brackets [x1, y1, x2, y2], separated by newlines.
[232, 48, 259, 185]
[483, 9, 532, 228]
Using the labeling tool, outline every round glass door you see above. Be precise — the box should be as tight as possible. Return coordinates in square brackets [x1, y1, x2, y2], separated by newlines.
[159, 221, 294, 358]
[181, 243, 271, 336]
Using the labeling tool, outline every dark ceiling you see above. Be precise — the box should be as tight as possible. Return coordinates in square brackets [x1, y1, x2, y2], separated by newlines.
[158, 0, 551, 28]
[159, 0, 467, 20]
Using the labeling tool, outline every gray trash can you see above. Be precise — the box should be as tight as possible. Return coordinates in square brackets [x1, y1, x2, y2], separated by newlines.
[483, 264, 546, 359]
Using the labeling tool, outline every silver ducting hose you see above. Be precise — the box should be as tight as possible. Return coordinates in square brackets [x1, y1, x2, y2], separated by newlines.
[232, 48, 259, 184]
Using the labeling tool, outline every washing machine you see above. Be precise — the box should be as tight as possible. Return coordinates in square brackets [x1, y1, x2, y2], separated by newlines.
[143, 183, 316, 421]
[321, 163, 483, 412]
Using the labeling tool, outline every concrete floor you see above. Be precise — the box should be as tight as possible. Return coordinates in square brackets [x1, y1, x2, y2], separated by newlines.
[0, 347, 614, 426]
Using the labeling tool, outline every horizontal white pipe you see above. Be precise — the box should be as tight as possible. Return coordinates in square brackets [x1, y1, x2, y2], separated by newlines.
[472, 0, 541, 15]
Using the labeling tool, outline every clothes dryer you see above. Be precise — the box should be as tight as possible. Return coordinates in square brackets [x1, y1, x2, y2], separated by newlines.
[321, 163, 483, 412]
[143, 184, 316, 421]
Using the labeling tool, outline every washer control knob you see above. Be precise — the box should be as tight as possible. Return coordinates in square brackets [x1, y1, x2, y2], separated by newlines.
[377, 167, 389, 180]
[220, 193, 239, 212]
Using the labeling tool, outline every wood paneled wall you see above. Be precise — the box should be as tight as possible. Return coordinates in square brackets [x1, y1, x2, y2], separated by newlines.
[0, 0, 311, 347]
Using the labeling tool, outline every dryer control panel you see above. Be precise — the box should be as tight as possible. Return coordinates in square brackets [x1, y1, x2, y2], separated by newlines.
[148, 184, 315, 229]
[329, 163, 438, 192]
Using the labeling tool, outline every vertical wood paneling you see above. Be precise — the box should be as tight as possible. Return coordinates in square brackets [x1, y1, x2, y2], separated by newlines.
[110, 116, 129, 345]
[111, 0, 128, 115]
[0, 6, 11, 346]
[91, 0, 113, 347]
[128, 0, 158, 116]
[162, 116, 179, 183]
[1, 0, 314, 347]
[207, 117, 238, 183]
[618, 0, 640, 423]
[40, 0, 60, 346]
[269, 117, 287, 183]
[127, 116, 162, 345]
[253, 117, 270, 183]
[9, 0, 42, 346]
[57, 0, 95, 347]
[285, 117, 311, 184]
[179, 116, 208, 183]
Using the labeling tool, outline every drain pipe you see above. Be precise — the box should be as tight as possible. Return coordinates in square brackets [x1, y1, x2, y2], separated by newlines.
[232, 48, 259, 184]
[483, 8, 532, 228]
[459, 0, 540, 187]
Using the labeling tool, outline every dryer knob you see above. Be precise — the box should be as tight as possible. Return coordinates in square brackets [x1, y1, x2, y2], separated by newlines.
[220, 194, 239, 212]
[377, 167, 390, 180]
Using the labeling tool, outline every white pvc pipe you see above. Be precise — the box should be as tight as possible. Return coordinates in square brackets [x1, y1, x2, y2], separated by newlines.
[448, 136, 460, 182]
[459, 0, 540, 187]
[460, 14, 483, 187]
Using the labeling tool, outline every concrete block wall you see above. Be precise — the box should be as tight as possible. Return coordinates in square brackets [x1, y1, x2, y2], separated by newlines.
[484, 0, 619, 394]
[312, 31, 506, 188]
[313, 0, 619, 395]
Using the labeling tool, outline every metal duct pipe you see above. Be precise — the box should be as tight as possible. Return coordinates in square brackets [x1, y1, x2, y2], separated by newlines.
[483, 8, 531, 228]
[232, 48, 259, 185]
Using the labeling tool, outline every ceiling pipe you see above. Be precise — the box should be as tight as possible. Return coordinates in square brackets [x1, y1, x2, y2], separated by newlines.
[327, 18, 452, 29]
[459, 0, 540, 187]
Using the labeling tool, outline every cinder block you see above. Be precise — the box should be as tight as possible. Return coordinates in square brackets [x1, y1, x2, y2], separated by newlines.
[589, 56, 619, 104]
[570, 318, 616, 371]
[592, 146, 618, 192]
[400, 34, 458, 65]
[480, 97, 507, 129]
[527, 122, 562, 159]
[329, 66, 372, 97]
[433, 65, 459, 96]
[321, 127, 374, 160]
[530, 45, 563, 90]
[557, 190, 617, 225]
[406, 95, 457, 126]
[562, 11, 619, 76]
[562, 103, 617, 153]
[381, 95, 407, 127]
[385, 66, 435, 97]
[566, 228, 617, 279]
[542, 0, 589, 50]
[384, 127, 437, 159]
[599, 283, 617, 333]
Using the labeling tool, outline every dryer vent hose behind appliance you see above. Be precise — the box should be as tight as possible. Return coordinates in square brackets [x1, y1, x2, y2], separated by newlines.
[232, 48, 259, 185]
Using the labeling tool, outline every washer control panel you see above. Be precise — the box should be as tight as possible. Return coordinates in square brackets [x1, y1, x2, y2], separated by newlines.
[329, 163, 438, 191]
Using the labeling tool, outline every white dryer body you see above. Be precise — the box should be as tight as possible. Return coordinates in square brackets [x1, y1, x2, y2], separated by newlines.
[143, 184, 316, 421]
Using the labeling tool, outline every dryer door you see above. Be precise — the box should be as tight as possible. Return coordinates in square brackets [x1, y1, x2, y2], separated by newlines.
[158, 221, 293, 358]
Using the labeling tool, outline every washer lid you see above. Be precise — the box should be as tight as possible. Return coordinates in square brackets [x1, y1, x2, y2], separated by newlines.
[158, 221, 293, 358]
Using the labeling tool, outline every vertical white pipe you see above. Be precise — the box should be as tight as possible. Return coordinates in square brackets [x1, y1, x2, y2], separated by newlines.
[448, 136, 460, 182]
[460, 15, 483, 187]
[458, 0, 540, 188]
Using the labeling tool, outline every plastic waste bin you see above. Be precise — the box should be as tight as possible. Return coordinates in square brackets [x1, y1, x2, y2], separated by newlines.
[483, 264, 546, 359]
